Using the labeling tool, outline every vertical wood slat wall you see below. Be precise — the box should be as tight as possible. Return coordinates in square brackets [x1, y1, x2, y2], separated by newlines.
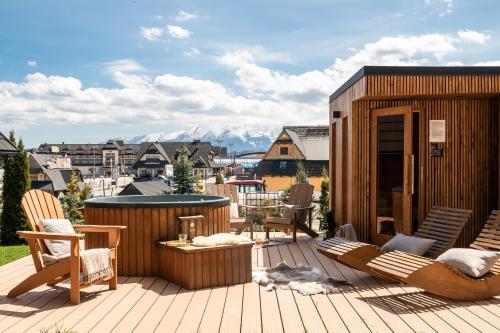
[84, 204, 230, 276]
[330, 74, 500, 247]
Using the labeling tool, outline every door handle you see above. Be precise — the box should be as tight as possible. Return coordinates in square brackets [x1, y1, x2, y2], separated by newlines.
[410, 155, 414, 195]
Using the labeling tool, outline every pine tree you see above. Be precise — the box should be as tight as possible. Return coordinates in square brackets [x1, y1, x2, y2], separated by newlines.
[63, 171, 84, 224]
[318, 167, 329, 231]
[295, 161, 308, 184]
[0, 132, 31, 245]
[215, 173, 224, 185]
[171, 145, 196, 194]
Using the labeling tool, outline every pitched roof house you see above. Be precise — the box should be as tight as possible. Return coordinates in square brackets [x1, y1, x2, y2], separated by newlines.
[257, 126, 329, 191]
[133, 140, 219, 179]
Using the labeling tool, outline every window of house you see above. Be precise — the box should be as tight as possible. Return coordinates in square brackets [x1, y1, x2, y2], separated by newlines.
[280, 161, 287, 169]
[280, 147, 289, 155]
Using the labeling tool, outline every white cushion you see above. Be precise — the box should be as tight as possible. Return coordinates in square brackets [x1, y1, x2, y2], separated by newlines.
[192, 233, 252, 247]
[229, 202, 239, 219]
[39, 219, 75, 256]
[436, 248, 500, 278]
[380, 233, 435, 256]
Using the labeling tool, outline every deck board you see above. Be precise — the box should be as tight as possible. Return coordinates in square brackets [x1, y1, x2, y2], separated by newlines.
[1, 233, 499, 333]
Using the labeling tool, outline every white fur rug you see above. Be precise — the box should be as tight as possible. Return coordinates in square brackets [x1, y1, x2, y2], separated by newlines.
[192, 233, 252, 247]
[252, 262, 351, 295]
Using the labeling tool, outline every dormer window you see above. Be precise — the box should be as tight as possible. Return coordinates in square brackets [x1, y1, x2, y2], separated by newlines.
[280, 147, 289, 155]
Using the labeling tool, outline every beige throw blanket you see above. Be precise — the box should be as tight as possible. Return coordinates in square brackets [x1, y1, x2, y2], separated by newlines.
[80, 248, 113, 284]
[335, 224, 358, 241]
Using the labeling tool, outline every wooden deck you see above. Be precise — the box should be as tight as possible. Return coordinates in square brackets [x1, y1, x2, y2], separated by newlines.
[1, 234, 500, 333]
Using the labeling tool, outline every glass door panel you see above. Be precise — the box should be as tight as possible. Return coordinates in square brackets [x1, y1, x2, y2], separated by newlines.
[376, 115, 405, 237]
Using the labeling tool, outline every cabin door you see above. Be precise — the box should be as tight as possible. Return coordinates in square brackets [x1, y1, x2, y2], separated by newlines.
[370, 106, 416, 246]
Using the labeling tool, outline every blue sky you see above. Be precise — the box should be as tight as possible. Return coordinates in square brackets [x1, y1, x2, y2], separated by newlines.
[1, 0, 499, 147]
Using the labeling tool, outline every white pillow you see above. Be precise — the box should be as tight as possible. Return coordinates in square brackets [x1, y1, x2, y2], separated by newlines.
[192, 233, 252, 247]
[436, 248, 500, 278]
[229, 202, 239, 218]
[380, 233, 435, 256]
[39, 219, 76, 256]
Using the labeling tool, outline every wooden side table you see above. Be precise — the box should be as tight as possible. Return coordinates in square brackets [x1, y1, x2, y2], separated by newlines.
[157, 241, 253, 289]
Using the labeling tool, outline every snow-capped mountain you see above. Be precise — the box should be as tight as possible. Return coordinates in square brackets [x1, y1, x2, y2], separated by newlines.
[124, 126, 280, 153]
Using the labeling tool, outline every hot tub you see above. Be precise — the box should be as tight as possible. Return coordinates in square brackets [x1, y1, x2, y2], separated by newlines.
[84, 194, 230, 277]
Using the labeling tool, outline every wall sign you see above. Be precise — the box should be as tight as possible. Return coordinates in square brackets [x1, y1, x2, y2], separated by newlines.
[429, 120, 446, 143]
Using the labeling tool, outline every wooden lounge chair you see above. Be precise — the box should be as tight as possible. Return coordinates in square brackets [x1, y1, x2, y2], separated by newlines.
[7, 189, 126, 304]
[317, 206, 472, 276]
[208, 183, 253, 236]
[264, 183, 319, 242]
[367, 210, 500, 301]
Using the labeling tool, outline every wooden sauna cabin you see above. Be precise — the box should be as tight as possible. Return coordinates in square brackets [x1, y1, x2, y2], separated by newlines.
[329, 66, 500, 247]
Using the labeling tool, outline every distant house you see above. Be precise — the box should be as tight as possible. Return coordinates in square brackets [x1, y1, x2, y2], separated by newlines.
[119, 181, 172, 196]
[28, 152, 82, 195]
[133, 140, 220, 180]
[257, 126, 329, 191]
[0, 131, 19, 157]
[38, 140, 142, 177]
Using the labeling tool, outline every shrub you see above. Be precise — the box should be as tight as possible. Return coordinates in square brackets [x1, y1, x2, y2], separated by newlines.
[0, 132, 31, 245]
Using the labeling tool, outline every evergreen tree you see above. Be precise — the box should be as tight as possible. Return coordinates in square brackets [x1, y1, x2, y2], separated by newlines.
[63, 170, 84, 224]
[295, 161, 308, 184]
[171, 145, 196, 194]
[215, 173, 224, 185]
[0, 132, 31, 245]
[318, 167, 330, 231]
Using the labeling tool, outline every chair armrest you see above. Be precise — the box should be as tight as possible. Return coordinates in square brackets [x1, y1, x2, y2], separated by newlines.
[287, 205, 315, 211]
[73, 225, 127, 233]
[240, 204, 283, 210]
[17, 231, 84, 241]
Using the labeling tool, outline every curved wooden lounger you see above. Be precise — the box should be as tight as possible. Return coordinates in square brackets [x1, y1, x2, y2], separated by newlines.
[367, 211, 500, 301]
[317, 206, 472, 276]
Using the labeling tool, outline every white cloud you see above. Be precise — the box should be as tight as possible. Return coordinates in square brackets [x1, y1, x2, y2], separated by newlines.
[183, 47, 201, 57]
[474, 60, 500, 66]
[102, 59, 145, 74]
[166, 25, 191, 39]
[216, 31, 489, 102]
[175, 10, 199, 22]
[27, 60, 37, 67]
[0, 31, 495, 131]
[457, 30, 490, 44]
[141, 26, 163, 41]
[425, 0, 453, 16]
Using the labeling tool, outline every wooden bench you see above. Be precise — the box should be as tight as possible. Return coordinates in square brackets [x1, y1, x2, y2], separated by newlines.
[157, 241, 253, 290]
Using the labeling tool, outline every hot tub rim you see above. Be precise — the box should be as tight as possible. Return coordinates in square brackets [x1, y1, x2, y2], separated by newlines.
[84, 194, 230, 208]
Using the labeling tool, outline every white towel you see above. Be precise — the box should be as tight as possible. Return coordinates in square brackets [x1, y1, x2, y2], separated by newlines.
[335, 224, 358, 241]
[80, 248, 113, 284]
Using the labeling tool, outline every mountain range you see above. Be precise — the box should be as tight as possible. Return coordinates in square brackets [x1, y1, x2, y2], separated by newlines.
[123, 126, 281, 153]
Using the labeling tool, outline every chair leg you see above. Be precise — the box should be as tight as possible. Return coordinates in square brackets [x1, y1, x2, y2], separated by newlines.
[109, 256, 118, 290]
[265, 226, 270, 239]
[293, 226, 297, 242]
[70, 240, 80, 305]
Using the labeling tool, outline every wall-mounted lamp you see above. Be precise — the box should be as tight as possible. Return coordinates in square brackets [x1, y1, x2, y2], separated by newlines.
[331, 110, 343, 118]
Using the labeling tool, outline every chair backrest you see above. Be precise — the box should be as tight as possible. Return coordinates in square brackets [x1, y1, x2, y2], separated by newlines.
[470, 210, 500, 251]
[413, 206, 472, 258]
[285, 183, 314, 224]
[21, 189, 65, 255]
[288, 183, 314, 206]
[207, 183, 238, 204]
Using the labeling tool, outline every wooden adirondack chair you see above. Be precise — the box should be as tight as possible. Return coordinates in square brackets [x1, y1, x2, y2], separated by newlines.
[317, 206, 472, 277]
[7, 189, 126, 305]
[208, 183, 253, 236]
[264, 183, 319, 242]
[367, 210, 500, 301]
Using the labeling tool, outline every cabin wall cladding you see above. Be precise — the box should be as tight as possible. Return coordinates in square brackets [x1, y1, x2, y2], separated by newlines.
[349, 98, 499, 246]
